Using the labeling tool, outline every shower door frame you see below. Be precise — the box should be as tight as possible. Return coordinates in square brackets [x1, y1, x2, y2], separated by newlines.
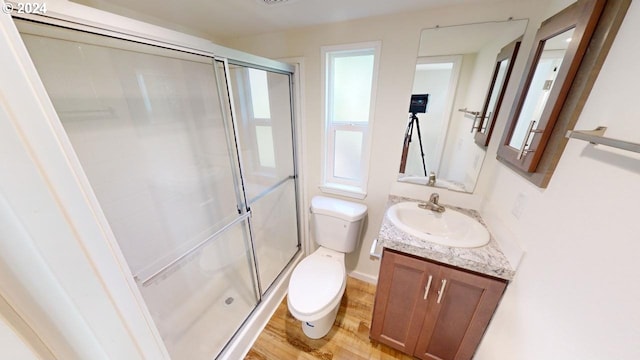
[220, 58, 303, 297]
[4, 6, 305, 360]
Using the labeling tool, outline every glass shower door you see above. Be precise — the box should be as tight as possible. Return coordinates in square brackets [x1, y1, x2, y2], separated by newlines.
[225, 64, 300, 294]
[18, 21, 258, 360]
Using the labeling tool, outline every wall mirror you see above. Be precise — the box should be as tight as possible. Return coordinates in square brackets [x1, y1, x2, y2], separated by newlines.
[497, 0, 606, 173]
[398, 19, 527, 193]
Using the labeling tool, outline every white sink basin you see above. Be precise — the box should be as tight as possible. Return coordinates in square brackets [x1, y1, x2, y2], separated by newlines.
[386, 202, 490, 248]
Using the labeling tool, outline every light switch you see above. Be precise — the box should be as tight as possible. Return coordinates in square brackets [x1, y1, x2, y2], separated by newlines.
[511, 193, 527, 219]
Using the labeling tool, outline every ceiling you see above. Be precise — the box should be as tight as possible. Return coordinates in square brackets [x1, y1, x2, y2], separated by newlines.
[72, 0, 504, 41]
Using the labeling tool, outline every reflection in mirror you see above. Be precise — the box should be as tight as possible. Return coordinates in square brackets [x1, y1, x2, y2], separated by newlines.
[482, 61, 510, 132]
[399, 56, 461, 182]
[508, 28, 574, 150]
[474, 36, 522, 147]
[398, 19, 527, 193]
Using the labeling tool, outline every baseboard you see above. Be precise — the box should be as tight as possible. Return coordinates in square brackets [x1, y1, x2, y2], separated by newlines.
[348, 270, 378, 285]
[220, 252, 302, 359]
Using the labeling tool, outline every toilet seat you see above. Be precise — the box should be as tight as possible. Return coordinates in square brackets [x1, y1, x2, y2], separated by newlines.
[288, 251, 345, 321]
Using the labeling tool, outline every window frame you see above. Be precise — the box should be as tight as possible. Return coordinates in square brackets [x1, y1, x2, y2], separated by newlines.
[320, 41, 381, 199]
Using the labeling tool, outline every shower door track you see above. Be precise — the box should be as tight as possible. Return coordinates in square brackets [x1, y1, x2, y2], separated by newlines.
[137, 212, 252, 287]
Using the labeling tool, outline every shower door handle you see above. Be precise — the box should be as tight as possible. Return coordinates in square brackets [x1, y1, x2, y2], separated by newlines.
[139, 212, 251, 286]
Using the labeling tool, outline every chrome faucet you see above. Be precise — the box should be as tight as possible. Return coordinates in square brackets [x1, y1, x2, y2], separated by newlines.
[419, 192, 446, 213]
[427, 172, 436, 186]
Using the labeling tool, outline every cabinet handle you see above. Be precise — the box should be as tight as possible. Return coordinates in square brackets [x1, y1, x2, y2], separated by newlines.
[423, 275, 433, 300]
[436, 279, 447, 304]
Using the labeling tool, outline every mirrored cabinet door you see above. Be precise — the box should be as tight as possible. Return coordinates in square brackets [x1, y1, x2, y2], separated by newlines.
[497, 0, 606, 172]
[474, 37, 522, 147]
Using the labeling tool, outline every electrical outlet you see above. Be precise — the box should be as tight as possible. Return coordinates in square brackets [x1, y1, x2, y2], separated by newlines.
[511, 193, 527, 219]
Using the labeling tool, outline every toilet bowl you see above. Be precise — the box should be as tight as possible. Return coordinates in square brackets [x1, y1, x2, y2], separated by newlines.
[287, 195, 367, 339]
[288, 247, 346, 338]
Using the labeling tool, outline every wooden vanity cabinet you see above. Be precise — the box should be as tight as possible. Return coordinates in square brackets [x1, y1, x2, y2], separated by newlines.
[370, 249, 507, 360]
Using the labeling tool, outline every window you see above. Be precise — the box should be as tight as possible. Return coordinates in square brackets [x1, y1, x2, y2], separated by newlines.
[248, 68, 271, 119]
[321, 42, 380, 199]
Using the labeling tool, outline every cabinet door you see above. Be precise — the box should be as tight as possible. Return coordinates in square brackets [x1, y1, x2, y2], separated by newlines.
[413, 266, 507, 360]
[370, 249, 440, 354]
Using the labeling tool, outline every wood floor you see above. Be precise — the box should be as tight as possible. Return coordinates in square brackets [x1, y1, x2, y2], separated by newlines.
[245, 277, 414, 360]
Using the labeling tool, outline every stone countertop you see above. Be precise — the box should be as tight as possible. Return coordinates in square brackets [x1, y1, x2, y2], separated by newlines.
[376, 195, 515, 281]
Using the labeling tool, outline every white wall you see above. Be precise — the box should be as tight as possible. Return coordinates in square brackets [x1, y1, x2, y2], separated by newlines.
[228, 0, 640, 358]
[226, 0, 542, 280]
[474, 0, 640, 358]
[0, 319, 41, 360]
[0, 293, 54, 360]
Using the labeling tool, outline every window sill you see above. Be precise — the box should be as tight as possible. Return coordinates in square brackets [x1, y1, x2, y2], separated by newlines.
[319, 184, 367, 200]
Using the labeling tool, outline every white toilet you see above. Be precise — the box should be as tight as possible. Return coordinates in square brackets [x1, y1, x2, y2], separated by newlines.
[287, 195, 367, 339]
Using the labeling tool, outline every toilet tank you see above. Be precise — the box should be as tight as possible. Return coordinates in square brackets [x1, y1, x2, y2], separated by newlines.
[310, 196, 367, 253]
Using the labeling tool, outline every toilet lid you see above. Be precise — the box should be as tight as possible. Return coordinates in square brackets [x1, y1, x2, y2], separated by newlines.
[288, 254, 345, 316]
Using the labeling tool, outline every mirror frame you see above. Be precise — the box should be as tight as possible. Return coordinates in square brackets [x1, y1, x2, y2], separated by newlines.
[474, 36, 522, 147]
[497, 0, 605, 172]
[496, 0, 630, 187]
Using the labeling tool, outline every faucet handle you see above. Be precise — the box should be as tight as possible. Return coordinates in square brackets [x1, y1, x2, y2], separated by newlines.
[419, 192, 446, 213]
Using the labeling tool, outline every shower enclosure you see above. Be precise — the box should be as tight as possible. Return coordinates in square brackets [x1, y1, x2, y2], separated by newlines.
[17, 19, 300, 360]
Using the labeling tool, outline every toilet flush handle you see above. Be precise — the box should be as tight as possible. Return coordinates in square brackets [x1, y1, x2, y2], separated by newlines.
[423, 275, 433, 300]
